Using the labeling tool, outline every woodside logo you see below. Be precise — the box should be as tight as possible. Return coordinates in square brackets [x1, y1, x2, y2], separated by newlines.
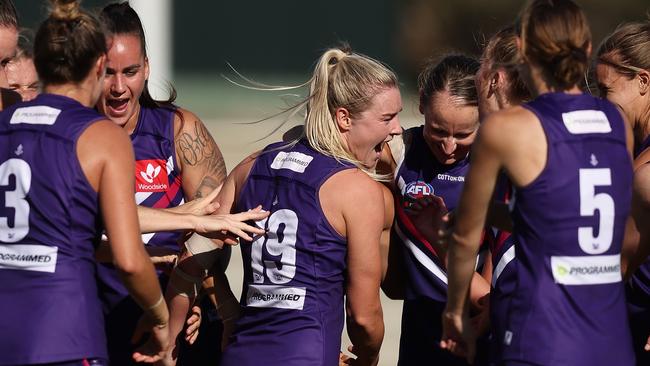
[135, 159, 168, 192]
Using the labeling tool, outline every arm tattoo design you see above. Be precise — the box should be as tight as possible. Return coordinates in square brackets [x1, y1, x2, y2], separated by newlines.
[176, 120, 227, 198]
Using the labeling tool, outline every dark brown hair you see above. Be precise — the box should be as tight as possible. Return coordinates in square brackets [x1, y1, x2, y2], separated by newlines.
[519, 0, 591, 90]
[34, 0, 106, 86]
[418, 54, 480, 107]
[481, 25, 531, 102]
[100, 2, 177, 109]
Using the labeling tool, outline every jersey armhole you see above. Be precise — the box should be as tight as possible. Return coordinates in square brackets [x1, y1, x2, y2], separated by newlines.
[514, 105, 551, 192]
[314, 165, 358, 241]
[73, 116, 110, 195]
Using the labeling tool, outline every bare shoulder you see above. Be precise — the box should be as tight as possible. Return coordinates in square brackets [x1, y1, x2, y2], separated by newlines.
[323, 169, 384, 213]
[174, 108, 212, 144]
[636, 149, 650, 168]
[634, 163, 650, 207]
[380, 182, 395, 225]
[77, 119, 133, 190]
[173, 107, 201, 131]
[320, 168, 384, 237]
[81, 119, 130, 150]
[481, 106, 537, 138]
[479, 106, 541, 153]
[231, 150, 261, 187]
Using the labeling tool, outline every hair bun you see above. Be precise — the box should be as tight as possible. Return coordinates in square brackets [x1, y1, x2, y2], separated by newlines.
[50, 0, 81, 21]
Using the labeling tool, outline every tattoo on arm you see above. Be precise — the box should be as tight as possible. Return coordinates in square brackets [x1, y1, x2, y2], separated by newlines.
[176, 120, 227, 198]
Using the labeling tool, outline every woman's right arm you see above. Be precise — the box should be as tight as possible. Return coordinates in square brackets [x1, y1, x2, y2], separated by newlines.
[78, 120, 169, 362]
[322, 169, 385, 366]
[164, 153, 263, 354]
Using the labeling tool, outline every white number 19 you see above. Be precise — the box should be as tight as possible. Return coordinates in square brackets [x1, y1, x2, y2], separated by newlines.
[251, 209, 298, 284]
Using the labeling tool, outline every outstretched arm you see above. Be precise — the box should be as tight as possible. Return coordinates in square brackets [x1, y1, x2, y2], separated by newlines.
[165, 153, 260, 356]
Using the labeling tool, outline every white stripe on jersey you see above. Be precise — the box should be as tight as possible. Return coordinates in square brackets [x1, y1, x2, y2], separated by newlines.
[395, 224, 448, 285]
[492, 245, 515, 287]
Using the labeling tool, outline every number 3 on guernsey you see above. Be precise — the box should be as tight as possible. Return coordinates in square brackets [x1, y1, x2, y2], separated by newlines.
[0, 159, 32, 243]
[251, 209, 298, 284]
[578, 168, 614, 254]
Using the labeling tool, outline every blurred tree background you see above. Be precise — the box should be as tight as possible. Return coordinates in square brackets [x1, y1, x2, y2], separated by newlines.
[16, 1, 650, 76]
[14, 0, 650, 120]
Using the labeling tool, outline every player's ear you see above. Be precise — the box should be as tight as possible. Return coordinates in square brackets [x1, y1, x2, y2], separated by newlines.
[143, 56, 150, 81]
[335, 107, 351, 132]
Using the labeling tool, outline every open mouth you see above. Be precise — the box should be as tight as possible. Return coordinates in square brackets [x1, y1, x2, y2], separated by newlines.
[106, 98, 129, 114]
[374, 141, 385, 154]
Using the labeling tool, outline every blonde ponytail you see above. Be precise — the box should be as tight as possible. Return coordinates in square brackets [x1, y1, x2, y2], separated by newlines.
[304, 47, 398, 179]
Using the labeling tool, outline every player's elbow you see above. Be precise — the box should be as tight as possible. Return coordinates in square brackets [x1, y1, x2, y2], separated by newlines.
[347, 300, 384, 336]
[113, 253, 150, 278]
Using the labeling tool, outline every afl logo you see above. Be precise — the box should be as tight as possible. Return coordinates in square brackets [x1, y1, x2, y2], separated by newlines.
[405, 181, 434, 199]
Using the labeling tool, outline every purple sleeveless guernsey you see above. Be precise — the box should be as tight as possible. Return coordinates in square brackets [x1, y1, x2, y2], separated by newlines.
[627, 136, 650, 365]
[392, 126, 478, 365]
[95, 106, 183, 365]
[96, 105, 182, 310]
[0, 94, 106, 364]
[220, 140, 353, 366]
[500, 93, 634, 365]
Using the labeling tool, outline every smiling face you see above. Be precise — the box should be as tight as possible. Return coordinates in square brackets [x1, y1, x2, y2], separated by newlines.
[6, 57, 39, 101]
[342, 86, 403, 169]
[595, 62, 645, 124]
[0, 25, 18, 88]
[97, 34, 149, 131]
[422, 89, 479, 165]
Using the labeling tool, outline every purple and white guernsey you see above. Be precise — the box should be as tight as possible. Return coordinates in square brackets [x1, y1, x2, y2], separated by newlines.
[391, 126, 475, 365]
[0, 94, 106, 364]
[393, 126, 470, 302]
[95, 106, 184, 365]
[97, 105, 183, 311]
[220, 140, 354, 366]
[501, 93, 634, 365]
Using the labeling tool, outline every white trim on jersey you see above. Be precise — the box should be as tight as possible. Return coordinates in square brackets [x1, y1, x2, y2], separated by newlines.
[492, 245, 516, 287]
[395, 224, 448, 285]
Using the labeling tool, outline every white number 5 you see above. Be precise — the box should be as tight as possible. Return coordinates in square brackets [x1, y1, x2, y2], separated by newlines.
[0, 159, 32, 243]
[578, 168, 614, 254]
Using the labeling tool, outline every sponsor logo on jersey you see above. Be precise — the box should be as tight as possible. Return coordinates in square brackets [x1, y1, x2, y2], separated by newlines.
[562, 110, 612, 134]
[404, 181, 434, 199]
[551, 254, 621, 285]
[246, 284, 306, 310]
[0, 244, 58, 273]
[270, 151, 314, 173]
[437, 173, 465, 182]
[135, 160, 168, 192]
[10, 106, 61, 125]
